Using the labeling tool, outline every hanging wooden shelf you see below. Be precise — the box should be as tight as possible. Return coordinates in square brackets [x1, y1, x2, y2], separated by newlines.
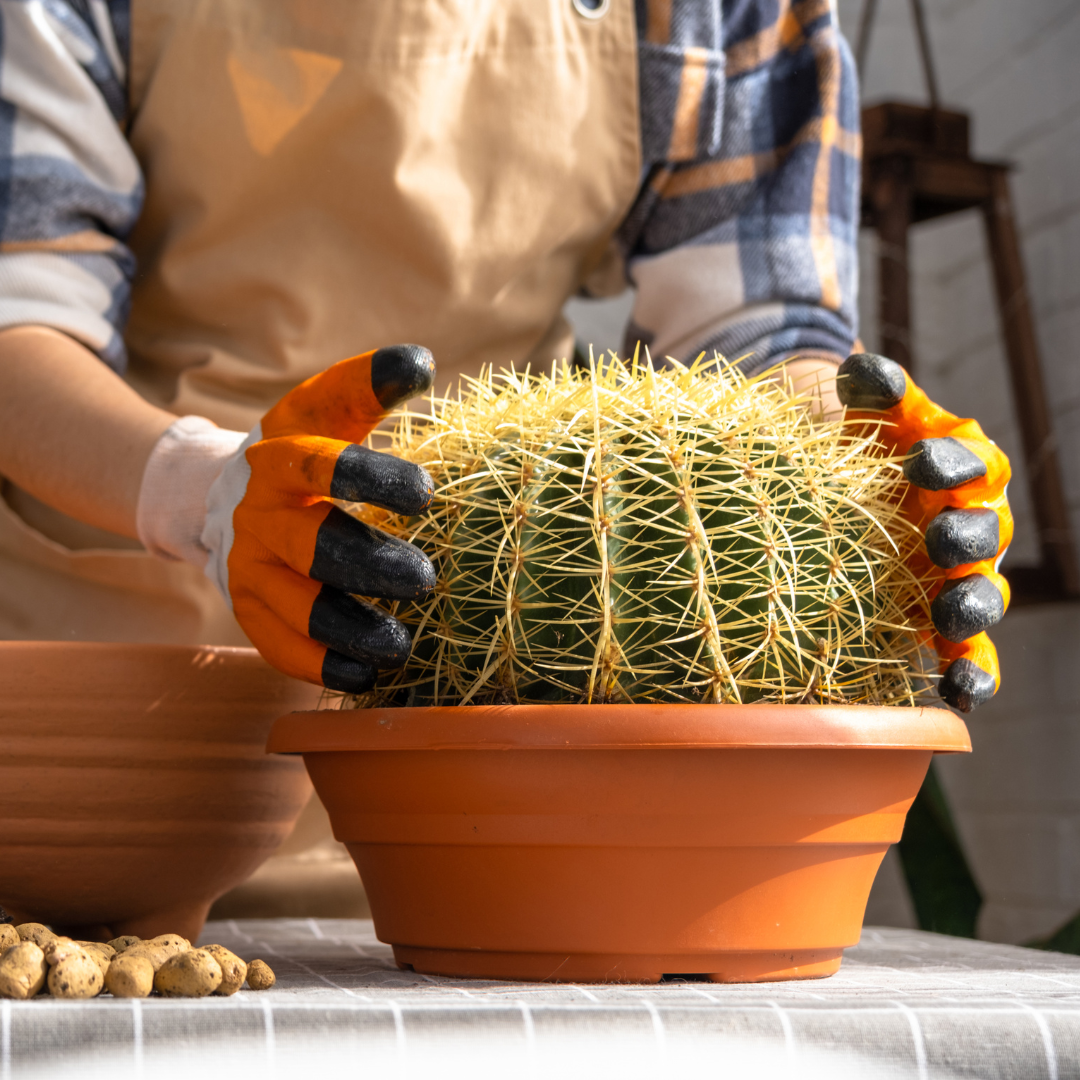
[860, 101, 1078, 604]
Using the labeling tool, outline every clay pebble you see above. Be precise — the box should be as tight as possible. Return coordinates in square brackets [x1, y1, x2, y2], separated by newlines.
[43, 938, 80, 965]
[121, 934, 190, 972]
[0, 942, 48, 999]
[77, 940, 117, 960]
[107, 935, 141, 952]
[154, 949, 222, 998]
[202, 944, 247, 996]
[15, 923, 56, 948]
[105, 954, 155, 999]
[245, 959, 275, 990]
[47, 949, 104, 999]
[76, 942, 116, 977]
[1, 924, 271, 999]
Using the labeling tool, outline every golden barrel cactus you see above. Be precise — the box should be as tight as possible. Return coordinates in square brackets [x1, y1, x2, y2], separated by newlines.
[351, 355, 932, 707]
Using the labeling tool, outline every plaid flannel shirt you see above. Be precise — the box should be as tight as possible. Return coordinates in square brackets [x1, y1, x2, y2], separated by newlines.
[0, 0, 859, 378]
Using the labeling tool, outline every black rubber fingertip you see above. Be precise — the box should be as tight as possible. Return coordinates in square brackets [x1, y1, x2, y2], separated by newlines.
[904, 437, 987, 491]
[330, 444, 434, 514]
[931, 574, 1005, 643]
[311, 507, 437, 599]
[925, 507, 1000, 569]
[321, 650, 377, 694]
[939, 658, 997, 713]
[309, 585, 414, 668]
[371, 345, 436, 410]
[836, 353, 907, 410]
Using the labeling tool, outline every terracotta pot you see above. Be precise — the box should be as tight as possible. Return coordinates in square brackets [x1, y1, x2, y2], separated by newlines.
[1, 643, 319, 942]
[270, 703, 970, 983]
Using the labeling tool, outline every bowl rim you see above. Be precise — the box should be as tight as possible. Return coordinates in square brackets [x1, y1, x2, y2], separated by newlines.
[268, 702, 971, 754]
[0, 641, 261, 660]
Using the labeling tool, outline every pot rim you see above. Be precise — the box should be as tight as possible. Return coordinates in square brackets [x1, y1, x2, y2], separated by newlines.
[268, 702, 970, 754]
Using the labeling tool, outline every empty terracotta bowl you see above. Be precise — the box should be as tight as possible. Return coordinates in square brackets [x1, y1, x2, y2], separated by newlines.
[270, 702, 971, 983]
[0, 642, 319, 941]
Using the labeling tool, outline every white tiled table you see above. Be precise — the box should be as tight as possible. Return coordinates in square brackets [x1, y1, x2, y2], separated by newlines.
[6, 919, 1080, 1079]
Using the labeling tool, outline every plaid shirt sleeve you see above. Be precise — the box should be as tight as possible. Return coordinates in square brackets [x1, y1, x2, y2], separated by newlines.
[618, 0, 861, 375]
[0, 0, 140, 374]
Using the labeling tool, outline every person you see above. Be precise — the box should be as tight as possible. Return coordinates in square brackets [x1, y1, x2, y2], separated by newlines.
[0, 0, 1008, 713]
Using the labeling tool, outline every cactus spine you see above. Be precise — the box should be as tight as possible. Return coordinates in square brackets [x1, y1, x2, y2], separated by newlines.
[352, 355, 932, 707]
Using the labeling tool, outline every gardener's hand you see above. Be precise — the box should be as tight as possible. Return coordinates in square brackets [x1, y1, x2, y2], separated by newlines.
[214, 345, 437, 691]
[137, 345, 437, 692]
[837, 353, 1013, 713]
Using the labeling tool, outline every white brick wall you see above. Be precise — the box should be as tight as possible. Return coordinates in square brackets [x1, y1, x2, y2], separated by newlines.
[838, 0, 1080, 943]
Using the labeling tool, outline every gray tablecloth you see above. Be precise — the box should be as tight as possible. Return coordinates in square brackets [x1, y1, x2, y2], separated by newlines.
[5, 919, 1080, 1079]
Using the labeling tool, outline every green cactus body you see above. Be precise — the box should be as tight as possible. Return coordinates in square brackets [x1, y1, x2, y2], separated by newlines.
[353, 357, 931, 706]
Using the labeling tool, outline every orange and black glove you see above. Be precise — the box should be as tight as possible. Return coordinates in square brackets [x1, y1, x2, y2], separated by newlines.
[193, 345, 436, 691]
[836, 353, 1013, 712]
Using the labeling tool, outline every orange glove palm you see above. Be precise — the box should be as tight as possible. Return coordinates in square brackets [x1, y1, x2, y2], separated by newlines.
[204, 345, 436, 692]
[837, 353, 1013, 712]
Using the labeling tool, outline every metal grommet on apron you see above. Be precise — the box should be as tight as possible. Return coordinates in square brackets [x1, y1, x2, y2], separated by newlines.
[572, 0, 611, 19]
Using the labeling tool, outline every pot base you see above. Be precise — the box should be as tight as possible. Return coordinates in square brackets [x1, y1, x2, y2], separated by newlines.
[392, 944, 843, 984]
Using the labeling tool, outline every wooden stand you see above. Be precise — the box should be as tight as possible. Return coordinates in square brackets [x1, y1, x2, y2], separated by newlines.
[862, 102, 1079, 604]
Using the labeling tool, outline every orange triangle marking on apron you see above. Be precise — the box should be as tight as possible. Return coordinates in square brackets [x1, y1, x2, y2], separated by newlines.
[227, 48, 343, 157]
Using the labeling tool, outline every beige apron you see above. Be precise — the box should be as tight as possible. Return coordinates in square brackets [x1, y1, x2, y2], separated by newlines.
[0, 0, 641, 646]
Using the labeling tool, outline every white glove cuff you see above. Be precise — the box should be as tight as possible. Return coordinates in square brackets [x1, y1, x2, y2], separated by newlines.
[136, 416, 247, 568]
[202, 423, 262, 605]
